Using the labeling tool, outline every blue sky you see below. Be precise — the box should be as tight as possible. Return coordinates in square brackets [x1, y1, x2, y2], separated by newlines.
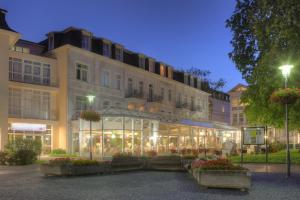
[1, 0, 246, 91]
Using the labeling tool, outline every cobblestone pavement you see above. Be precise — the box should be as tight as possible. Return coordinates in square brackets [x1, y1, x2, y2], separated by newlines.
[0, 165, 299, 200]
[243, 164, 300, 173]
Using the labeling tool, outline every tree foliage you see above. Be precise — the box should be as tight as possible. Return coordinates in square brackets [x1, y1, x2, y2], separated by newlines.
[185, 67, 226, 91]
[227, 0, 300, 130]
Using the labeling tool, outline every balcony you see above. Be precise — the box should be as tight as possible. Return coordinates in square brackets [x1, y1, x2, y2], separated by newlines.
[175, 102, 189, 109]
[125, 89, 145, 102]
[147, 95, 163, 103]
[191, 106, 202, 112]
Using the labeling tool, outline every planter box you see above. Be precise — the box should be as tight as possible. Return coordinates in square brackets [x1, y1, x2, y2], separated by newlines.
[40, 162, 111, 176]
[111, 157, 144, 172]
[40, 164, 72, 176]
[147, 156, 184, 171]
[192, 169, 251, 191]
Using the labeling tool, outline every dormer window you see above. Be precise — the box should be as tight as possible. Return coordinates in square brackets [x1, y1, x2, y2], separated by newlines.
[160, 64, 165, 76]
[82, 34, 91, 50]
[103, 42, 111, 57]
[48, 34, 54, 50]
[148, 59, 155, 72]
[115, 47, 123, 61]
[139, 56, 145, 69]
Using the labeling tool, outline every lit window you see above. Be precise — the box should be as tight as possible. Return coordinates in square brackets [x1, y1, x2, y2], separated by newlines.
[76, 63, 88, 82]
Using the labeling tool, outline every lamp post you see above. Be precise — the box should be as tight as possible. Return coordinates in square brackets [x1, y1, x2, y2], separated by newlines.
[86, 95, 95, 160]
[279, 64, 293, 177]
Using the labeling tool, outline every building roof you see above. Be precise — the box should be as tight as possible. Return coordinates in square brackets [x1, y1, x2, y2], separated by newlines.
[0, 8, 17, 33]
[228, 83, 247, 93]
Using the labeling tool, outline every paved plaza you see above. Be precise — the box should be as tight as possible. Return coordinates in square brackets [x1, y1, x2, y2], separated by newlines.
[0, 165, 299, 200]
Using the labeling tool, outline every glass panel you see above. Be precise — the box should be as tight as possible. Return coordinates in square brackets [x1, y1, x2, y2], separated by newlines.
[103, 117, 122, 130]
[103, 130, 123, 157]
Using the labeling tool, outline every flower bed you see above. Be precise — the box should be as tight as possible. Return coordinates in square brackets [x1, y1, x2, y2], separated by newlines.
[190, 159, 251, 191]
[40, 158, 111, 176]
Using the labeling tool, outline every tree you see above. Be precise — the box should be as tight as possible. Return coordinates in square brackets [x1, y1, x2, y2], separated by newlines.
[185, 67, 226, 91]
[226, 0, 300, 130]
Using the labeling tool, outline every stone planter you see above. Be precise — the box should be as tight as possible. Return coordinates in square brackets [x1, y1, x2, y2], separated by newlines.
[147, 155, 184, 171]
[40, 162, 111, 176]
[40, 164, 72, 176]
[192, 169, 251, 191]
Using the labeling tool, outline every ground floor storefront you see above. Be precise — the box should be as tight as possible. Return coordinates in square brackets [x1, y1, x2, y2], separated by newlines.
[7, 122, 52, 154]
[71, 115, 239, 158]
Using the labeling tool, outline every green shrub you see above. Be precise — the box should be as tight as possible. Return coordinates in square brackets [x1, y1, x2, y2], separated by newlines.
[13, 149, 37, 165]
[1, 138, 41, 165]
[182, 154, 197, 160]
[0, 151, 8, 165]
[71, 159, 99, 166]
[269, 142, 285, 153]
[51, 148, 66, 155]
[48, 157, 72, 165]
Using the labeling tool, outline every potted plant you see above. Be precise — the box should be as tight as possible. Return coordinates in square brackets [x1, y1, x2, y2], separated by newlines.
[270, 88, 300, 104]
[191, 159, 251, 191]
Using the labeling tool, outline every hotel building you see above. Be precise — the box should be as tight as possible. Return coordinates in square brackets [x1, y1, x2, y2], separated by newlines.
[0, 8, 237, 158]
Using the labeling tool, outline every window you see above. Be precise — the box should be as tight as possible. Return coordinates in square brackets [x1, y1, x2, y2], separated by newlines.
[239, 113, 244, 125]
[168, 89, 172, 101]
[139, 57, 145, 68]
[160, 88, 164, 100]
[9, 58, 22, 81]
[9, 57, 51, 85]
[103, 43, 111, 57]
[9, 88, 50, 120]
[75, 96, 88, 111]
[149, 60, 155, 72]
[101, 71, 109, 87]
[148, 84, 153, 101]
[82, 34, 90, 50]
[103, 101, 110, 109]
[184, 95, 187, 105]
[76, 63, 88, 82]
[139, 81, 143, 95]
[191, 97, 195, 109]
[11, 46, 30, 54]
[128, 78, 133, 94]
[232, 113, 238, 125]
[48, 34, 54, 50]
[116, 74, 121, 90]
[115, 47, 123, 61]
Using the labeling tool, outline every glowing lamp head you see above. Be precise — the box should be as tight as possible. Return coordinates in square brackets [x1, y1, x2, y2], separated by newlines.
[86, 95, 95, 103]
[279, 64, 293, 78]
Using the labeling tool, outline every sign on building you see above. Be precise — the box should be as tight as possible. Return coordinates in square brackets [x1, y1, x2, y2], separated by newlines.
[242, 127, 265, 145]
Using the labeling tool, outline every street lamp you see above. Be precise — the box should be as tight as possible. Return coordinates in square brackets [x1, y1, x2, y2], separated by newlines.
[86, 94, 95, 160]
[279, 64, 294, 177]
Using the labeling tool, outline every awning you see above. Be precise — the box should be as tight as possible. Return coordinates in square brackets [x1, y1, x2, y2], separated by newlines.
[180, 119, 238, 131]
[180, 119, 214, 128]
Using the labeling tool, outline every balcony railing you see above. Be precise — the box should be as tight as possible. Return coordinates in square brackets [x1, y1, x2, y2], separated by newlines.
[147, 95, 163, 102]
[9, 73, 57, 87]
[175, 102, 189, 109]
[125, 89, 144, 99]
[191, 106, 202, 112]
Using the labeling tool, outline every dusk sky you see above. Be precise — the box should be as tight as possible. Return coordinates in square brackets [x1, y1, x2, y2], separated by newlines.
[1, 0, 246, 91]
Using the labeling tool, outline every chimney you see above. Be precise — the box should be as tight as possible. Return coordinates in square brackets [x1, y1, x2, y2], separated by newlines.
[0, 8, 16, 32]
